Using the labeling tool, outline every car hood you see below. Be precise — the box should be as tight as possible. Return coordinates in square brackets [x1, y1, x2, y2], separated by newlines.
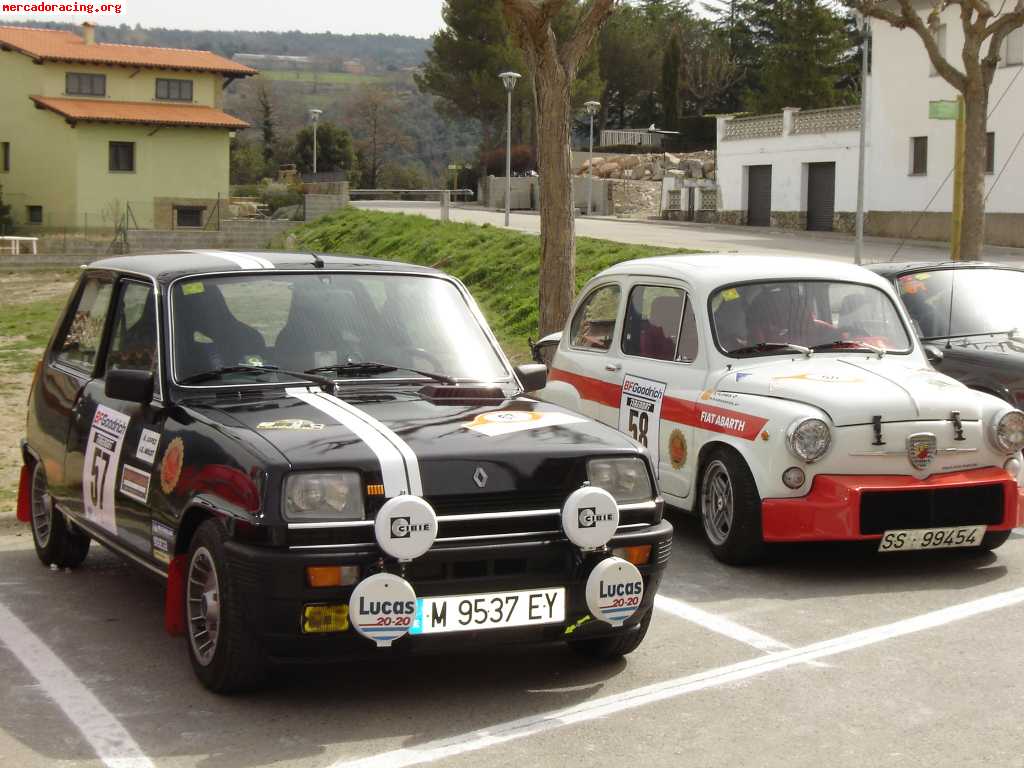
[192, 386, 639, 498]
[712, 356, 977, 426]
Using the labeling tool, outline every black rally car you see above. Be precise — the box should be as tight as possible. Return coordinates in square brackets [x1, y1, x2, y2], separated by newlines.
[17, 251, 672, 692]
[870, 262, 1024, 408]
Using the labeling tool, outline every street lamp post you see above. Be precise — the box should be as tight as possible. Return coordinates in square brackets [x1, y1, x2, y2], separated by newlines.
[854, 17, 870, 265]
[308, 108, 323, 176]
[499, 71, 521, 227]
[584, 100, 601, 216]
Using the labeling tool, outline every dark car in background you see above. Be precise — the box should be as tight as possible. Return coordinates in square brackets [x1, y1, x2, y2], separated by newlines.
[871, 262, 1024, 407]
[17, 251, 672, 692]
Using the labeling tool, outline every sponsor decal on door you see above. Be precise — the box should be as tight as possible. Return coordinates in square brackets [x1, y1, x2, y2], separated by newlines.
[619, 375, 667, 472]
[83, 405, 131, 534]
[119, 464, 151, 504]
[135, 428, 161, 465]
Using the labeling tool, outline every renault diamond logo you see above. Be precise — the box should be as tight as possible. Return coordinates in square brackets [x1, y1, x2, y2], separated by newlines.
[907, 433, 937, 470]
[473, 467, 488, 488]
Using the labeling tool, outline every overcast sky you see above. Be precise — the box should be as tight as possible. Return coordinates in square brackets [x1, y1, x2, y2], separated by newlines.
[0, 0, 447, 37]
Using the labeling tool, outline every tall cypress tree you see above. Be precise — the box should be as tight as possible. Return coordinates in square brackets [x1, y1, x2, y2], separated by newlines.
[661, 30, 682, 131]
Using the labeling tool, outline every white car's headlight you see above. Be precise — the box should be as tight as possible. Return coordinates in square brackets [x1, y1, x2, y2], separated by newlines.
[587, 457, 653, 504]
[991, 409, 1024, 453]
[787, 417, 831, 463]
[283, 472, 364, 521]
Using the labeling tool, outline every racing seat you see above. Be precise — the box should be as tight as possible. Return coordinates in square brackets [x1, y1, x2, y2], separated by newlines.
[639, 294, 683, 361]
[274, 287, 360, 371]
[175, 285, 267, 379]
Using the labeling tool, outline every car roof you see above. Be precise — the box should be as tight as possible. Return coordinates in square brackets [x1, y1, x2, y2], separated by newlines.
[597, 254, 891, 290]
[86, 250, 443, 283]
[867, 260, 1021, 277]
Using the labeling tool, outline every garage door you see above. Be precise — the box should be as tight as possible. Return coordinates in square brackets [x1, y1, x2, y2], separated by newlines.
[806, 162, 836, 232]
[747, 165, 772, 226]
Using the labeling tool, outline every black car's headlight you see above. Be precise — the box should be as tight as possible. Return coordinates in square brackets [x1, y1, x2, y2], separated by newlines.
[283, 472, 364, 522]
[587, 457, 653, 504]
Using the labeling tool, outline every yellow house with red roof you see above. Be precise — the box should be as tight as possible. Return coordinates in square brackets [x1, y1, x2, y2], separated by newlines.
[0, 23, 256, 230]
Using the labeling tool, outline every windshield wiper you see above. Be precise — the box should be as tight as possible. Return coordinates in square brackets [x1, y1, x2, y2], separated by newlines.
[306, 361, 457, 385]
[729, 342, 813, 358]
[180, 364, 334, 389]
[811, 340, 886, 358]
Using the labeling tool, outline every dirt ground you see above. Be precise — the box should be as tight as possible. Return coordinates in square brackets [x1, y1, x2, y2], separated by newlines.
[0, 269, 78, 527]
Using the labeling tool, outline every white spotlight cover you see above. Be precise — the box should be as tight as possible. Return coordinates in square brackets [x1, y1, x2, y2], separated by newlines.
[373, 495, 438, 561]
[349, 572, 417, 647]
[585, 556, 644, 627]
[561, 486, 619, 550]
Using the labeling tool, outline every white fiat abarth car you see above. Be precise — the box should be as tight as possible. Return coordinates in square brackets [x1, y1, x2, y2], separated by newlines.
[537, 255, 1024, 564]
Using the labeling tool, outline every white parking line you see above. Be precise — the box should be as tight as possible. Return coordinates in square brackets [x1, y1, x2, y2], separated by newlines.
[654, 594, 790, 652]
[336, 586, 1024, 768]
[0, 601, 154, 768]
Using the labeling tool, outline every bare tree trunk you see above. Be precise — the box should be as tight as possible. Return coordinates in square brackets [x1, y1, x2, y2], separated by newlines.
[535, 64, 576, 335]
[960, 81, 989, 261]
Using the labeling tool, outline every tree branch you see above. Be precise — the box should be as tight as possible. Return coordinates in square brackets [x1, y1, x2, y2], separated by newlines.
[856, 0, 968, 90]
[561, 0, 618, 73]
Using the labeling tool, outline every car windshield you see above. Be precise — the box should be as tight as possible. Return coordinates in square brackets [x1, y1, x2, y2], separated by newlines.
[710, 280, 912, 356]
[896, 268, 1024, 339]
[170, 273, 509, 385]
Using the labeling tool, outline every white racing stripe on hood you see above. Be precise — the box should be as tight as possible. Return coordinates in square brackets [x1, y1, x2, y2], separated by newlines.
[191, 251, 275, 270]
[286, 387, 423, 497]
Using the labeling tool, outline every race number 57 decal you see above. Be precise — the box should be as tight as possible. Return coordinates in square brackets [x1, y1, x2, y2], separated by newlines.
[82, 405, 131, 534]
[619, 375, 667, 473]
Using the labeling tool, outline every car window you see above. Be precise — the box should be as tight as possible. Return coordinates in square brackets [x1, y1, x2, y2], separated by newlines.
[170, 274, 509, 383]
[622, 285, 685, 361]
[106, 281, 160, 397]
[678, 297, 699, 362]
[710, 280, 912, 355]
[896, 269, 1024, 338]
[570, 284, 620, 351]
[54, 277, 114, 373]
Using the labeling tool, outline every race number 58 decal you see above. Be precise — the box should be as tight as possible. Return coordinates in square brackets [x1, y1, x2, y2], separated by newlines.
[82, 405, 131, 534]
[618, 375, 667, 473]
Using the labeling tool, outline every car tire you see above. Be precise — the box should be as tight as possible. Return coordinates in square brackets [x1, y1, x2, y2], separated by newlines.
[186, 519, 266, 693]
[978, 530, 1012, 551]
[698, 448, 766, 565]
[568, 607, 652, 660]
[30, 462, 90, 569]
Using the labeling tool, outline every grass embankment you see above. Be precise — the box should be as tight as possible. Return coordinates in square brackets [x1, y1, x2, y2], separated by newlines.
[292, 209, 691, 360]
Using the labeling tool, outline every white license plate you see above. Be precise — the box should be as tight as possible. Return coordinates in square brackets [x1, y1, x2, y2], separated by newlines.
[878, 525, 987, 552]
[409, 587, 565, 635]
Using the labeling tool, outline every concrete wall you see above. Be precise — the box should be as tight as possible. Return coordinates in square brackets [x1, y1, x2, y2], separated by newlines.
[481, 175, 612, 215]
[304, 191, 350, 222]
[127, 219, 294, 252]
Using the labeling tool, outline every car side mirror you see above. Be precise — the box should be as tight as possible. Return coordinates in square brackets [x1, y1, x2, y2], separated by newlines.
[531, 331, 563, 368]
[515, 363, 548, 392]
[105, 369, 154, 404]
[923, 344, 944, 365]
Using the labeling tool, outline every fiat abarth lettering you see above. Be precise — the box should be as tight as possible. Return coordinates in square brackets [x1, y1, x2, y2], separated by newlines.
[537, 255, 1024, 565]
[17, 251, 672, 692]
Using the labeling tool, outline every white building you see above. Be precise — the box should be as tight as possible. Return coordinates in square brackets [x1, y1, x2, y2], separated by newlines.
[712, 2, 1024, 247]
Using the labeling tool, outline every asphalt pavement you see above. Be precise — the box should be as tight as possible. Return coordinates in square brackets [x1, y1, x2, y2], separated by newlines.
[1, 516, 1023, 768]
[353, 200, 1024, 266]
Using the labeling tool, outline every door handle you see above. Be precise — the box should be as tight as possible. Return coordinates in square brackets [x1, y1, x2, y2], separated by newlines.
[605, 363, 621, 372]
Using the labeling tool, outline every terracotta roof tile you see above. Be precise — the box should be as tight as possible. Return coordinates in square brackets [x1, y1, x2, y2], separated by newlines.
[0, 26, 256, 75]
[31, 96, 250, 129]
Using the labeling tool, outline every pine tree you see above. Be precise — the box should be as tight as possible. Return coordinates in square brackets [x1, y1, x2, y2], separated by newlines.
[661, 30, 682, 130]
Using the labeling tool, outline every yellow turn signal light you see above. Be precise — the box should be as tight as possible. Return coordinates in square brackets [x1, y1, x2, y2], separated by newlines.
[306, 565, 360, 588]
[302, 603, 349, 634]
[612, 545, 652, 566]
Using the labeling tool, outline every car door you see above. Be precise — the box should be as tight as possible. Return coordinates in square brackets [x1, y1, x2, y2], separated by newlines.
[65, 277, 165, 559]
[617, 280, 705, 502]
[549, 281, 626, 424]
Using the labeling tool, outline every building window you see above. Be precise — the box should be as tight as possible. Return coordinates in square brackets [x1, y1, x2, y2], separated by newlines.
[27, 205, 43, 224]
[986, 132, 995, 174]
[156, 78, 194, 101]
[930, 25, 946, 76]
[66, 72, 106, 96]
[109, 142, 135, 172]
[910, 136, 928, 176]
[175, 206, 204, 228]
[1001, 28, 1024, 67]
[1, 142, 9, 172]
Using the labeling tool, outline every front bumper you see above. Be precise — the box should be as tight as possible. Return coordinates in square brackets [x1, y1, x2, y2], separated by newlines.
[224, 520, 673, 662]
[761, 467, 1024, 542]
